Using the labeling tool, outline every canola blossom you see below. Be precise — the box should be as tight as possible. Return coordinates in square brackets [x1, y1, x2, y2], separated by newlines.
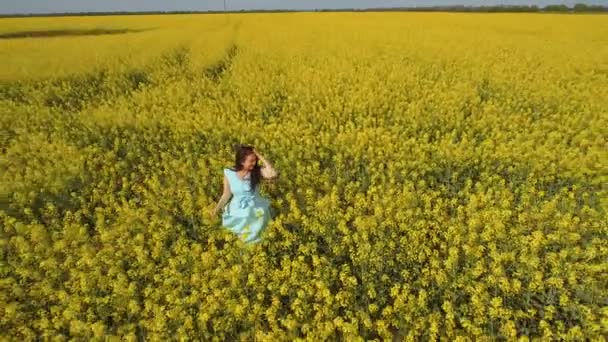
[1, 12, 607, 340]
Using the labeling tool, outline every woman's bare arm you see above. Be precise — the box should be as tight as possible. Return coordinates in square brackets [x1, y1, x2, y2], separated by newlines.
[256, 152, 278, 179]
[213, 175, 232, 215]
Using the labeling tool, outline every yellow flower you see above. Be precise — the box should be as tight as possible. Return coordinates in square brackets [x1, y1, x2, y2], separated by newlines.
[254, 208, 265, 220]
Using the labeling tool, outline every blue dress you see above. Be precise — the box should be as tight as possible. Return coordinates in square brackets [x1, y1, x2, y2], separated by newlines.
[221, 168, 272, 244]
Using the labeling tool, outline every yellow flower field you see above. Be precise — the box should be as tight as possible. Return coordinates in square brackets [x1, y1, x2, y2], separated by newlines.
[1, 12, 607, 340]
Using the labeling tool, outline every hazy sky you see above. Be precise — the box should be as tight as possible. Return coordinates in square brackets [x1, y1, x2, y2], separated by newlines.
[1, 0, 607, 14]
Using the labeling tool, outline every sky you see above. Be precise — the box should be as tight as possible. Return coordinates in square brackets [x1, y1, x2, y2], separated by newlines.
[1, 0, 607, 14]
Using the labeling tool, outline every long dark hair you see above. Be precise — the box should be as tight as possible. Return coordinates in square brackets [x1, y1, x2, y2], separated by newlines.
[231, 144, 262, 192]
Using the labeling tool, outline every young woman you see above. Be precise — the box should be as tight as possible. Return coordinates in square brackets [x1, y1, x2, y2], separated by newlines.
[210, 144, 277, 244]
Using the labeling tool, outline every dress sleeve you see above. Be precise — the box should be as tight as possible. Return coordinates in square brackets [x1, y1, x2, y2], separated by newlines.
[223, 168, 232, 187]
[223, 168, 231, 178]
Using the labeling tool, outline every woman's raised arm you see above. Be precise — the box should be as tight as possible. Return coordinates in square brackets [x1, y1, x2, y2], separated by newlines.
[211, 174, 232, 216]
[255, 150, 278, 179]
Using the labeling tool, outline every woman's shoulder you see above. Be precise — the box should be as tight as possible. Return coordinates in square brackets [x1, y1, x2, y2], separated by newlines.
[224, 167, 236, 175]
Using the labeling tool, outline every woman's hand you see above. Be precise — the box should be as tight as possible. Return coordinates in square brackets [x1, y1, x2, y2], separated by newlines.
[253, 148, 278, 178]
[253, 148, 262, 160]
[253, 148, 269, 166]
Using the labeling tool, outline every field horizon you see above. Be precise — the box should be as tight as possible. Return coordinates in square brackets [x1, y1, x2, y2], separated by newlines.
[1, 12, 607, 340]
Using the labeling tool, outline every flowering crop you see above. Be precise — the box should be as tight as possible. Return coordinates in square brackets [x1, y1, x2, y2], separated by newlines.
[1, 12, 607, 340]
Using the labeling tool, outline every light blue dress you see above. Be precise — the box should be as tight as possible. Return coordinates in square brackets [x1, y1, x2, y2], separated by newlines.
[221, 168, 272, 244]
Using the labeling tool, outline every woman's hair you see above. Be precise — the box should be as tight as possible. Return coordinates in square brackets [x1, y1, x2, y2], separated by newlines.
[231, 144, 262, 192]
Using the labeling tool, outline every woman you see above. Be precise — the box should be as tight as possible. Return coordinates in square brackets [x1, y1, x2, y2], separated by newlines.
[210, 144, 277, 244]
